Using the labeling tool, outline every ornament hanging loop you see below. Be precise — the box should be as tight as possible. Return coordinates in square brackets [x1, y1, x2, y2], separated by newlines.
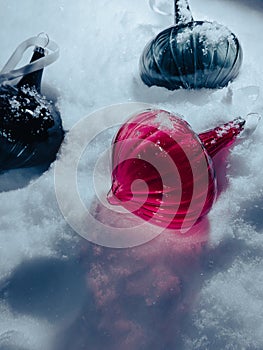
[37, 32, 50, 48]
[148, 0, 194, 24]
[0, 34, 59, 86]
[239, 112, 261, 138]
[149, 0, 172, 16]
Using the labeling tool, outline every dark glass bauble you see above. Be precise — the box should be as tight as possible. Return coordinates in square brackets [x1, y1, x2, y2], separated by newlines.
[140, 2, 243, 90]
[0, 46, 64, 171]
[0, 84, 64, 170]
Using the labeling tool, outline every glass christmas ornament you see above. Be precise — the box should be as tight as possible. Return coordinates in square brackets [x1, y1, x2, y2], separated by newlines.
[107, 109, 253, 230]
[0, 35, 64, 171]
[140, 0, 243, 90]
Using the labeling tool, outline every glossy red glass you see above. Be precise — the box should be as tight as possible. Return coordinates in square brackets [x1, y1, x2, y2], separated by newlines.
[107, 109, 245, 230]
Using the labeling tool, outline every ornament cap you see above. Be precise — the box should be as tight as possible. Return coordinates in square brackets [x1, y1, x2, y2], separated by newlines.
[17, 45, 45, 93]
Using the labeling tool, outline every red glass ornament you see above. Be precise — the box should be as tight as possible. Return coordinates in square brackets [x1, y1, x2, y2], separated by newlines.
[107, 109, 245, 230]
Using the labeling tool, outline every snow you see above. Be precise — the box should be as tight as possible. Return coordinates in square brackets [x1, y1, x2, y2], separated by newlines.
[175, 21, 233, 52]
[176, 0, 193, 24]
[0, 0, 263, 349]
[9, 96, 21, 111]
[154, 111, 175, 130]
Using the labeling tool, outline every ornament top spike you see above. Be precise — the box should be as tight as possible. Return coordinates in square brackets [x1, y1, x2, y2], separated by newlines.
[174, 0, 193, 25]
[36, 32, 50, 48]
[198, 117, 245, 158]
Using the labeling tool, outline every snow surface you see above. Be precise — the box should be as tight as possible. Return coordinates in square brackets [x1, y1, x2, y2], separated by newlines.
[1, 0, 263, 349]
[175, 21, 233, 49]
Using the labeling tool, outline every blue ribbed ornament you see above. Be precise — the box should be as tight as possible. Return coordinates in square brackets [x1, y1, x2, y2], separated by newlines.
[140, 0, 243, 90]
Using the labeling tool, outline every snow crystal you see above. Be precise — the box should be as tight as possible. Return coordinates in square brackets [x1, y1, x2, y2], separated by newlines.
[154, 111, 175, 130]
[176, 21, 233, 53]
[21, 85, 38, 97]
[33, 106, 43, 118]
[177, 0, 193, 24]
[9, 97, 20, 111]
[215, 124, 231, 137]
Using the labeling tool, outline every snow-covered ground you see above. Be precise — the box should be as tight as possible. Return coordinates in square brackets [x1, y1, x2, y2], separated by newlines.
[1, 0, 263, 349]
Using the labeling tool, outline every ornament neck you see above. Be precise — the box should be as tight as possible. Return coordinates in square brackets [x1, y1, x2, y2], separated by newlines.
[17, 46, 45, 93]
[174, 0, 193, 25]
[0, 35, 59, 86]
[199, 118, 245, 158]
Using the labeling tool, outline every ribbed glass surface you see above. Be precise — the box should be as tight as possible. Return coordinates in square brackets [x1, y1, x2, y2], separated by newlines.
[140, 21, 243, 90]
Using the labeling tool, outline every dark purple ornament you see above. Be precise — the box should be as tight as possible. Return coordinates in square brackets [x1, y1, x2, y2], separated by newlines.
[0, 36, 64, 171]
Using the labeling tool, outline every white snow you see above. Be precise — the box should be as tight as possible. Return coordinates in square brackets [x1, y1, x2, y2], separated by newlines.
[154, 110, 175, 130]
[9, 96, 20, 111]
[176, 21, 233, 53]
[0, 0, 263, 349]
[176, 0, 193, 24]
